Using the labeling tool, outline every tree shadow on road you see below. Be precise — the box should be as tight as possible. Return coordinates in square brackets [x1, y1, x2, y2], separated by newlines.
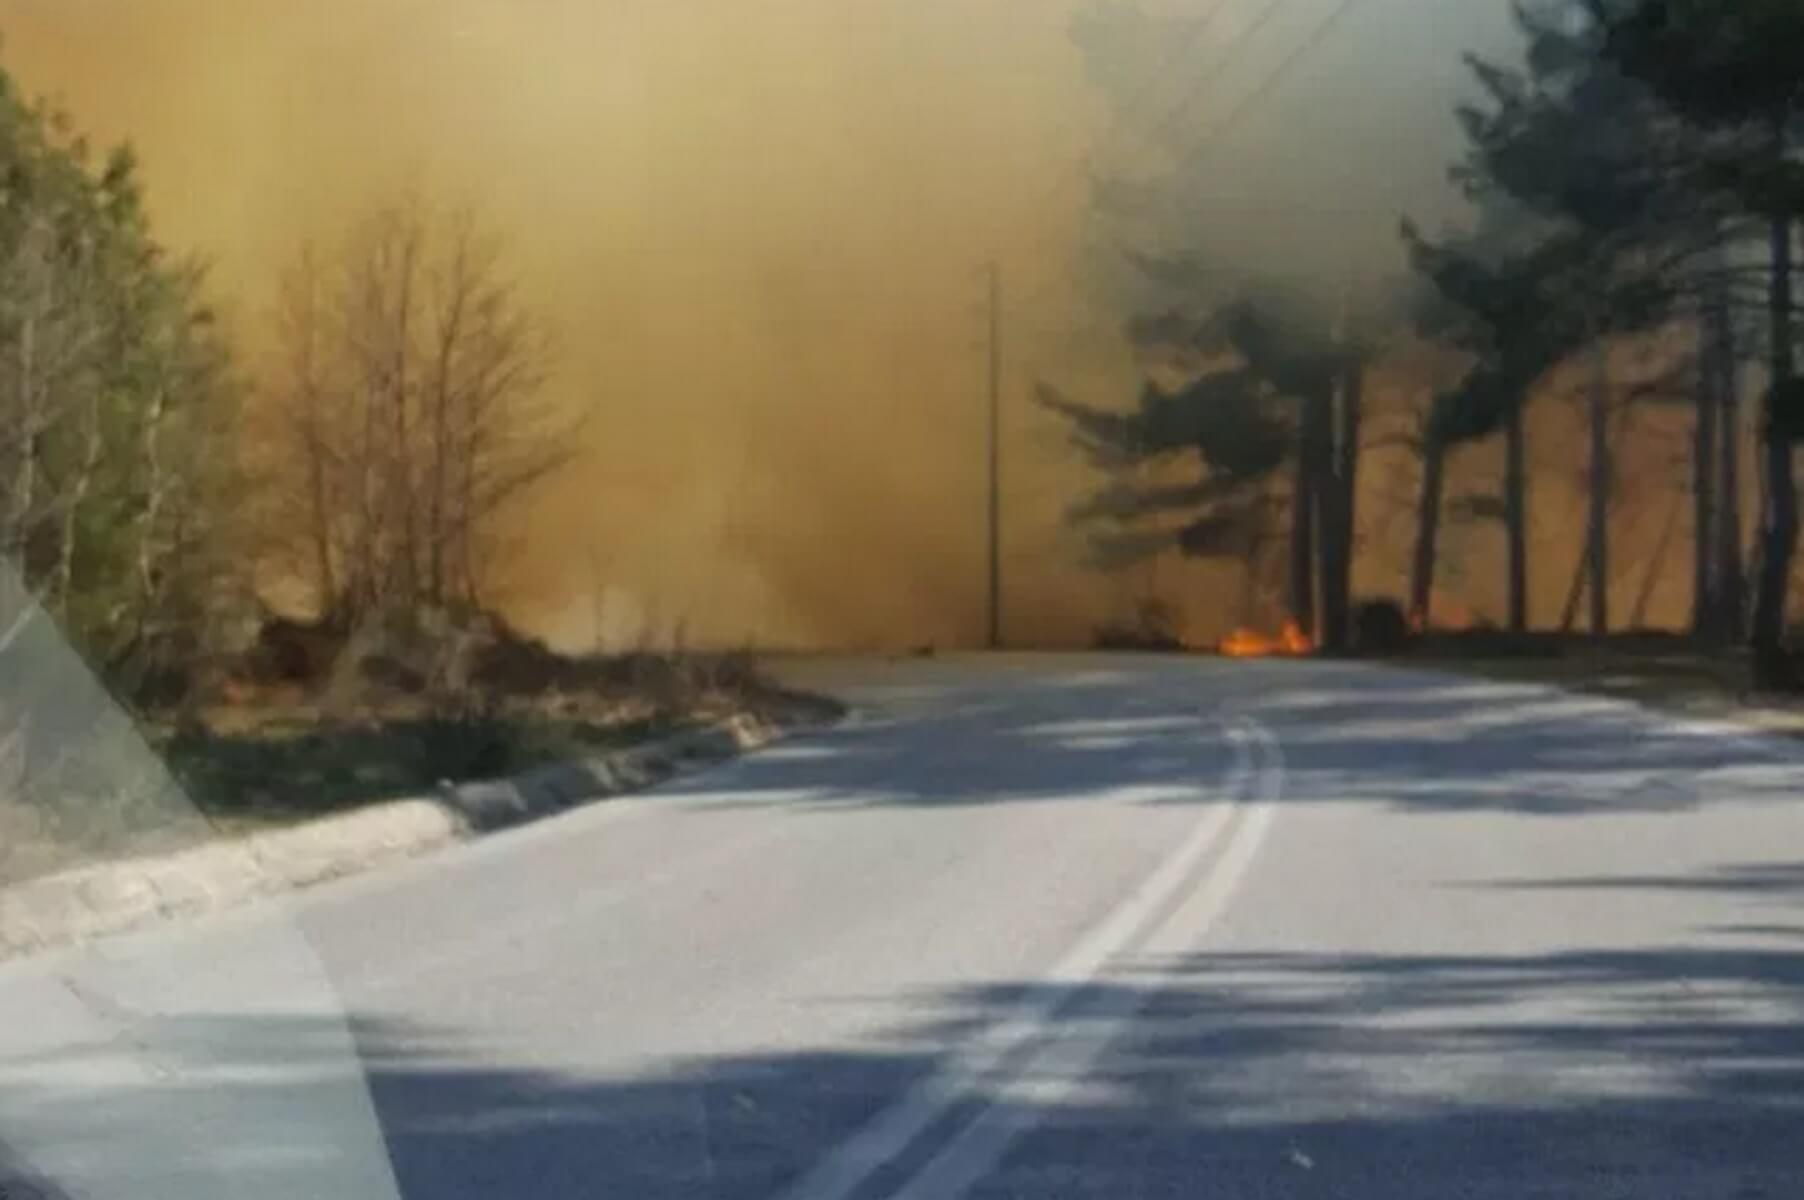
[9, 899, 1804, 1199]
[10, 661, 1804, 1197]
[662, 659, 1801, 818]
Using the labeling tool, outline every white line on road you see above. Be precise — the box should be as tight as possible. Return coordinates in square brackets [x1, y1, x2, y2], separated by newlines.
[888, 718, 1281, 1200]
[775, 717, 1275, 1200]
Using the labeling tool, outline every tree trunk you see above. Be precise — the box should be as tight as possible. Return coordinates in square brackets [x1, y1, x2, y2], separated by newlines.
[352, 371, 381, 619]
[52, 389, 106, 618]
[1587, 341, 1611, 638]
[304, 418, 336, 619]
[1753, 213, 1799, 681]
[1559, 519, 1588, 634]
[1288, 413, 1318, 639]
[1320, 364, 1363, 652]
[1504, 395, 1529, 634]
[285, 251, 339, 619]
[390, 237, 418, 609]
[6, 317, 37, 555]
[1236, 521, 1265, 628]
[1288, 385, 1333, 639]
[1409, 431, 1445, 630]
[1307, 384, 1334, 641]
[428, 287, 464, 607]
[1631, 490, 1684, 630]
[134, 383, 170, 641]
[1719, 306, 1747, 643]
[1693, 311, 1720, 638]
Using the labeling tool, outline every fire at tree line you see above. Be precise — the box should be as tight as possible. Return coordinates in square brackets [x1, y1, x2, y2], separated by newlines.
[5, 0, 1804, 706]
[1046, 0, 1804, 685]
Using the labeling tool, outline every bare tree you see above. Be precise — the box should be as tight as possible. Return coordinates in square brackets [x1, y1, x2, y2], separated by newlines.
[260, 200, 566, 629]
[269, 245, 342, 613]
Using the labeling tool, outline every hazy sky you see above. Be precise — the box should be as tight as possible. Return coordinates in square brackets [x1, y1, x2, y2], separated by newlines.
[0, 0, 1530, 648]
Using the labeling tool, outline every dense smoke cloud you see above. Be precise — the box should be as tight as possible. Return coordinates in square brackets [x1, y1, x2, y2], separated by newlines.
[0, 0, 1529, 647]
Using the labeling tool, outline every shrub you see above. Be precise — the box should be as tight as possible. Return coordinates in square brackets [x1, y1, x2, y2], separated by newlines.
[1093, 600, 1186, 652]
[1352, 599, 1411, 655]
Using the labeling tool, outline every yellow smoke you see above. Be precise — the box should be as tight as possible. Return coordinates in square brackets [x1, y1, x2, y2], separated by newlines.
[3, 0, 1176, 649]
[3, 1, 1694, 645]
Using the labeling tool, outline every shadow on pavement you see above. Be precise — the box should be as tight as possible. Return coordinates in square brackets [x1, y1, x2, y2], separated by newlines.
[9, 915, 1804, 1199]
[10, 659, 1804, 1198]
[665, 659, 1800, 817]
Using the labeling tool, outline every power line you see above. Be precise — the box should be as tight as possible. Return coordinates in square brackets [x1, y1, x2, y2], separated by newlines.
[1024, 0, 1317, 231]
[1010, 0, 1377, 312]
[1122, 0, 1244, 129]
[1174, 0, 1367, 171]
[1019, 0, 1247, 228]
[1145, 0, 1304, 148]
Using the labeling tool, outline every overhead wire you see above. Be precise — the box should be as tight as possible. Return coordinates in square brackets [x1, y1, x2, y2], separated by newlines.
[1004, 0, 1381, 321]
[1144, 0, 1306, 149]
[1017, 0, 1244, 222]
[1173, 0, 1366, 171]
[992, 0, 1385, 541]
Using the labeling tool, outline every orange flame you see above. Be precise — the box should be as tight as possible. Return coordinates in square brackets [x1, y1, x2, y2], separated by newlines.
[1218, 618, 1314, 658]
[1280, 619, 1313, 654]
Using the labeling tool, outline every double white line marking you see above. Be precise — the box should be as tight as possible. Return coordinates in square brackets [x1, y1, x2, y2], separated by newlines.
[777, 716, 1283, 1200]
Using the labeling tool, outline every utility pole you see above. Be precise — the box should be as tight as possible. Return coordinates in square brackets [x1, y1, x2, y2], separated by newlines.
[986, 261, 1002, 650]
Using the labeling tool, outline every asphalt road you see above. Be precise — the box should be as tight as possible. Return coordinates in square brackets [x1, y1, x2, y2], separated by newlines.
[5, 654, 1804, 1199]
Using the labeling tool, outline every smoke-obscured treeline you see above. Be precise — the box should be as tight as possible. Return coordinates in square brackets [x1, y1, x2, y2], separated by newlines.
[0, 0, 1518, 657]
[5, 0, 1804, 681]
[1044, 0, 1804, 682]
[0, 0, 1110, 652]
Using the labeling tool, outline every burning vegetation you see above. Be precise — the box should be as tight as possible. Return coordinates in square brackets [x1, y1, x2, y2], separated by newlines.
[7, 0, 1804, 683]
[1217, 620, 1315, 659]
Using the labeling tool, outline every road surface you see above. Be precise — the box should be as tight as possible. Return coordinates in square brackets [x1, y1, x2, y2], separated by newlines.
[5, 654, 1804, 1199]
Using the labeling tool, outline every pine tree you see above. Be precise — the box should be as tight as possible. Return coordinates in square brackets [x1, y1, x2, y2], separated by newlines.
[1406, 0, 1719, 635]
[1039, 288, 1364, 646]
[1592, 0, 1804, 681]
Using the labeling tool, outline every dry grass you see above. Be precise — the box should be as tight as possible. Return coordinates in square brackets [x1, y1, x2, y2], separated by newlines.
[0, 603, 835, 884]
[2, 649, 834, 888]
[146, 651, 837, 835]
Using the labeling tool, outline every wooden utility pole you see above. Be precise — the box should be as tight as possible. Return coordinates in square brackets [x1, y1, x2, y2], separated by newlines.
[986, 261, 1002, 650]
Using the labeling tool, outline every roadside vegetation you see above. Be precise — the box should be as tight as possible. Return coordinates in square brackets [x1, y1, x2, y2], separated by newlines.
[156, 637, 827, 835]
[0, 57, 829, 881]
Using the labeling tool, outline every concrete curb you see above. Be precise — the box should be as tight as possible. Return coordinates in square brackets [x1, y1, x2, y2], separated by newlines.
[0, 710, 793, 961]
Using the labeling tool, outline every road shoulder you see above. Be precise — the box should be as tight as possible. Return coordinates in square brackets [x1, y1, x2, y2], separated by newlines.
[0, 701, 838, 962]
